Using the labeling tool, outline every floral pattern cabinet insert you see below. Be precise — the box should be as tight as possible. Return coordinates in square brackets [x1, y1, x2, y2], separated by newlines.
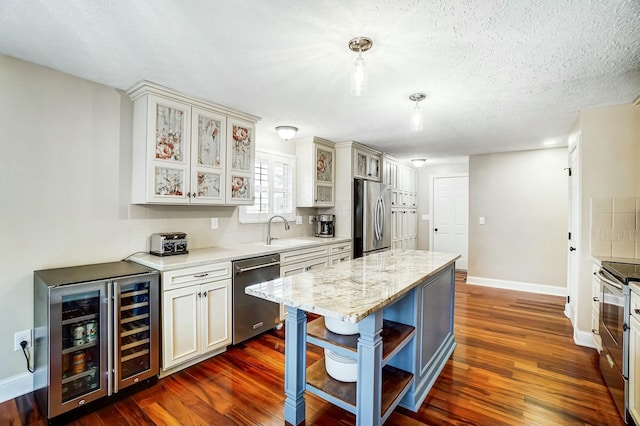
[226, 118, 255, 205]
[295, 137, 335, 208]
[128, 81, 259, 205]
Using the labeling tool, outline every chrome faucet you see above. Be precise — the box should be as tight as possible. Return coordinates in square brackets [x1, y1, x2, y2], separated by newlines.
[266, 215, 290, 245]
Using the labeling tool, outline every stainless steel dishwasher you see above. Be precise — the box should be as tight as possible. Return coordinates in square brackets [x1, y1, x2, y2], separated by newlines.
[232, 253, 281, 344]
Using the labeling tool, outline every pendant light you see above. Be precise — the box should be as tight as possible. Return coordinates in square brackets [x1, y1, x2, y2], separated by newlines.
[348, 37, 373, 96]
[409, 93, 426, 132]
[275, 126, 298, 141]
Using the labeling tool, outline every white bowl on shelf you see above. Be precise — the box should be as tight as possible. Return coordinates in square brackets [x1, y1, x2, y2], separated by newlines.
[324, 316, 359, 335]
[324, 349, 357, 382]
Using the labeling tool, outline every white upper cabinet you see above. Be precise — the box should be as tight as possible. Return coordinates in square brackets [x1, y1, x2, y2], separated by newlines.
[128, 81, 259, 205]
[354, 146, 381, 181]
[295, 137, 335, 207]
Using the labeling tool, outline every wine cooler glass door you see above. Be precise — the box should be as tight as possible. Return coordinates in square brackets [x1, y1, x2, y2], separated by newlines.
[113, 273, 159, 392]
[50, 281, 109, 417]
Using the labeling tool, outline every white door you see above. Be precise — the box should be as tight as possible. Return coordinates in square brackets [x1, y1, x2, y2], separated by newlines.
[567, 139, 580, 324]
[432, 176, 469, 270]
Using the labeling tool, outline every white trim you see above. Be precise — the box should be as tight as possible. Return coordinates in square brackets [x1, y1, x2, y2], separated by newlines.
[0, 372, 32, 403]
[466, 275, 567, 297]
[573, 328, 596, 349]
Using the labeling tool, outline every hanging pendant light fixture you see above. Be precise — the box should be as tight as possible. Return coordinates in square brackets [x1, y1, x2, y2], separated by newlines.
[348, 37, 373, 96]
[409, 93, 426, 132]
[275, 125, 298, 141]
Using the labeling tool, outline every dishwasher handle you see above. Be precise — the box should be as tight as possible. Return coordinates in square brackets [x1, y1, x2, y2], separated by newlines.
[234, 261, 280, 274]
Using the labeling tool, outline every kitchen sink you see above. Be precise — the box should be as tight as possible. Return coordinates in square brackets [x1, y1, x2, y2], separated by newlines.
[255, 238, 314, 248]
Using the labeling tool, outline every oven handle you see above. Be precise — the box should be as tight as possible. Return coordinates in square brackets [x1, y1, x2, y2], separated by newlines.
[598, 270, 623, 291]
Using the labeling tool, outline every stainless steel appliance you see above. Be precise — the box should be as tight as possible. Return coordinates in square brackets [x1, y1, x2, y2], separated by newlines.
[150, 232, 188, 256]
[232, 254, 281, 344]
[353, 178, 391, 258]
[34, 261, 159, 421]
[599, 261, 640, 423]
[314, 214, 335, 238]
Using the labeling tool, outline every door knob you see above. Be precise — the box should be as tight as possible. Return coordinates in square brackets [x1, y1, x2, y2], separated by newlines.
[569, 247, 576, 251]
[434, 228, 438, 232]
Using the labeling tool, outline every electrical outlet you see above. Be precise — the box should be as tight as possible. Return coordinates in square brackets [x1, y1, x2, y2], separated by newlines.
[210, 217, 218, 229]
[14, 329, 32, 351]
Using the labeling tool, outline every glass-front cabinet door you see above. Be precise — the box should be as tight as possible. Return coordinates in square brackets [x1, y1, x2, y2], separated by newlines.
[50, 281, 108, 417]
[191, 107, 226, 204]
[315, 146, 334, 184]
[148, 95, 191, 203]
[226, 118, 255, 205]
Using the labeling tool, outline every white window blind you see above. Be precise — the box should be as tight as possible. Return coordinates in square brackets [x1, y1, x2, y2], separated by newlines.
[239, 151, 296, 223]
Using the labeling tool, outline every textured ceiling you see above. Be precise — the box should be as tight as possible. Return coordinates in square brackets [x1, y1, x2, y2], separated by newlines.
[1, 0, 638, 161]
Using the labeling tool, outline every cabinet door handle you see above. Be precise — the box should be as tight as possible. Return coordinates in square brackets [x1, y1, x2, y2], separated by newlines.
[197, 292, 202, 298]
[593, 297, 599, 302]
[194, 273, 209, 278]
[203, 292, 207, 298]
[635, 308, 640, 315]
[592, 328, 599, 335]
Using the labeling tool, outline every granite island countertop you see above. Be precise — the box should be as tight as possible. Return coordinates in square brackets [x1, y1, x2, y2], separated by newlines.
[246, 249, 460, 323]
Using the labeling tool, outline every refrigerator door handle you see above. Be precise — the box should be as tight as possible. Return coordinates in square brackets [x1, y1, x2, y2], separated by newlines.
[379, 195, 386, 238]
[105, 282, 117, 395]
[374, 197, 382, 240]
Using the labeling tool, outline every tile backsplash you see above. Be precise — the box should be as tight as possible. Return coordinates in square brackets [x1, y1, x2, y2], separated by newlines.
[591, 197, 640, 258]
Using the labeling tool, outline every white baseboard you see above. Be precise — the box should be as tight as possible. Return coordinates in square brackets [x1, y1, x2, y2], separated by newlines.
[573, 328, 596, 349]
[465, 275, 567, 297]
[0, 372, 33, 403]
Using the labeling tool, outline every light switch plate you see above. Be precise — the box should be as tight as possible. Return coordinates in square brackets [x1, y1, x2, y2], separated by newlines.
[421, 214, 430, 221]
[211, 218, 218, 229]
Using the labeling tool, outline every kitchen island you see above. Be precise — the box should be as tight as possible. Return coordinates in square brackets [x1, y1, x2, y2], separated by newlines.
[246, 249, 459, 426]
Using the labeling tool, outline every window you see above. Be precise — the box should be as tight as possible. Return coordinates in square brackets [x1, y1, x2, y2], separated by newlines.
[239, 151, 296, 223]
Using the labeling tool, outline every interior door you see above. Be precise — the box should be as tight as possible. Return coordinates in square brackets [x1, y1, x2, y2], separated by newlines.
[432, 176, 469, 270]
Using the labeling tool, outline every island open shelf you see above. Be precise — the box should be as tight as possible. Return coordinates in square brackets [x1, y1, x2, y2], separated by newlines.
[306, 358, 414, 419]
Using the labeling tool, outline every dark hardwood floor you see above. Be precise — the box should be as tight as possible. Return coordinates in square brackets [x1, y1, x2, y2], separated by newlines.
[1, 272, 624, 425]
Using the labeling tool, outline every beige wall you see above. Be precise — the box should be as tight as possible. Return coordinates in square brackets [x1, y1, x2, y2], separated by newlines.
[0, 55, 313, 389]
[468, 148, 569, 287]
[416, 162, 469, 250]
[573, 103, 640, 340]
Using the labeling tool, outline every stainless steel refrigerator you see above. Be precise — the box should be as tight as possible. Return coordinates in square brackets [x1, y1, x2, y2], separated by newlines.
[353, 178, 391, 258]
[33, 261, 159, 421]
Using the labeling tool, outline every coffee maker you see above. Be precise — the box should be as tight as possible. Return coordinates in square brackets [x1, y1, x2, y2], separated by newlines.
[314, 214, 335, 238]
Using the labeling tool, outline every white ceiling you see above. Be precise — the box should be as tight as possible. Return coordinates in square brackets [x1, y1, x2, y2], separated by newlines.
[1, 1, 638, 161]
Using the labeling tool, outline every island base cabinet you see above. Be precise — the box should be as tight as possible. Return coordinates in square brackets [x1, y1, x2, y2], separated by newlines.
[283, 261, 456, 425]
[629, 290, 640, 425]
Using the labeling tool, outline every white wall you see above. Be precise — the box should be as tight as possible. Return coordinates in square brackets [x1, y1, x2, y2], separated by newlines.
[467, 148, 569, 292]
[572, 103, 640, 342]
[0, 54, 313, 398]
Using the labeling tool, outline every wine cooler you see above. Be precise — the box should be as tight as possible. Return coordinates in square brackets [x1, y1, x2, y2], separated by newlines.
[33, 261, 159, 420]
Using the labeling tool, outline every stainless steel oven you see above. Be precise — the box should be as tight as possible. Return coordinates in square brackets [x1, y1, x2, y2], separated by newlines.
[599, 264, 631, 423]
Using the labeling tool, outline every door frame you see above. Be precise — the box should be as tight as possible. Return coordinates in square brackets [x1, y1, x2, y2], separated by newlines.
[429, 173, 469, 256]
[566, 135, 581, 326]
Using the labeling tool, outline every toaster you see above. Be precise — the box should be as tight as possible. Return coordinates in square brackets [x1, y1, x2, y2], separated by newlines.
[150, 232, 188, 256]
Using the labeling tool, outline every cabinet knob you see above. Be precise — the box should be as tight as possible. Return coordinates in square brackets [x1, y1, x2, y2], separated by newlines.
[593, 297, 599, 302]
[187, 192, 192, 198]
[569, 247, 576, 252]
[592, 329, 599, 335]
[635, 309, 640, 315]
[197, 292, 202, 298]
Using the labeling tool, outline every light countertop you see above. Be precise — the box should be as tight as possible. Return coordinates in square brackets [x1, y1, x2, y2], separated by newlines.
[245, 249, 460, 323]
[128, 236, 351, 271]
[592, 256, 640, 266]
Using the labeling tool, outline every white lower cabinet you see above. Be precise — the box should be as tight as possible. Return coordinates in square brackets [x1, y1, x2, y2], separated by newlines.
[629, 289, 640, 425]
[279, 241, 351, 320]
[161, 263, 232, 373]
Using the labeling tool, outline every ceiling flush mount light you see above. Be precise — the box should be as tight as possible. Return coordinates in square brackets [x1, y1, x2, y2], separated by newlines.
[275, 125, 298, 141]
[348, 36, 373, 96]
[409, 93, 427, 132]
[411, 158, 427, 167]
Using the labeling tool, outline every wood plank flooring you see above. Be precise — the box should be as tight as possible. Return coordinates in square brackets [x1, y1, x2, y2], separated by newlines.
[1, 272, 624, 425]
